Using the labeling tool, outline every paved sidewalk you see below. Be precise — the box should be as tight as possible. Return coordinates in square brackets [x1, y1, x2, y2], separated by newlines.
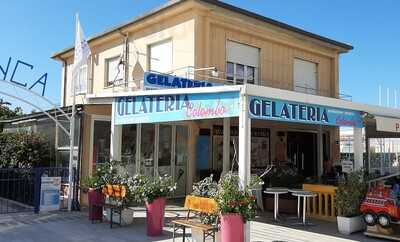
[0, 209, 384, 242]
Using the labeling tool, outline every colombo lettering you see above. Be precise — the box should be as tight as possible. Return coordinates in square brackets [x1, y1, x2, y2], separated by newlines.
[117, 94, 228, 119]
[144, 72, 217, 89]
[249, 98, 329, 123]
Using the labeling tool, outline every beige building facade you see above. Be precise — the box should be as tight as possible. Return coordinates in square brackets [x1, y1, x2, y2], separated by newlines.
[52, 0, 354, 204]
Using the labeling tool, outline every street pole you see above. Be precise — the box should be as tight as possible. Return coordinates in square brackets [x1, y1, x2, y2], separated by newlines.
[67, 71, 76, 211]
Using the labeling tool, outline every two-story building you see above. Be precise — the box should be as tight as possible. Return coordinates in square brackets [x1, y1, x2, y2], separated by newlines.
[50, 0, 400, 206]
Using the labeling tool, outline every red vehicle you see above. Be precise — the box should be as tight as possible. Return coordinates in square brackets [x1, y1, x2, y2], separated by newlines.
[360, 184, 400, 228]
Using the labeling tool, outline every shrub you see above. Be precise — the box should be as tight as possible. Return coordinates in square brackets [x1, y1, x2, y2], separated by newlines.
[0, 131, 50, 168]
[335, 171, 367, 217]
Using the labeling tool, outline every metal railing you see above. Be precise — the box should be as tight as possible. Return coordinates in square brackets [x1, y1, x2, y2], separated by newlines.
[105, 66, 353, 101]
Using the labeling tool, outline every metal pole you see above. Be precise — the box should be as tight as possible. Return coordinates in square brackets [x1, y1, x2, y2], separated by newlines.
[67, 76, 76, 211]
[67, 15, 78, 211]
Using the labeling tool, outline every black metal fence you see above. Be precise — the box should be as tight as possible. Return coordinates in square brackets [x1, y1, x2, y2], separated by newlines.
[0, 167, 69, 214]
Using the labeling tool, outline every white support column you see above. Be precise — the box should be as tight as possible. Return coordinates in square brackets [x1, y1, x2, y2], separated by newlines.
[110, 104, 122, 161]
[238, 94, 251, 242]
[223, 118, 231, 174]
[353, 127, 364, 171]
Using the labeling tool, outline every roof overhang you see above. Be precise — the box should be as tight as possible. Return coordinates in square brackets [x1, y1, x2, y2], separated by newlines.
[87, 84, 400, 121]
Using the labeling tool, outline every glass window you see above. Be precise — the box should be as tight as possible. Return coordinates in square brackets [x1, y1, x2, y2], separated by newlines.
[175, 126, 188, 196]
[122, 125, 136, 163]
[106, 56, 124, 86]
[93, 120, 111, 165]
[236, 64, 244, 84]
[75, 64, 88, 94]
[158, 125, 172, 176]
[226, 62, 234, 82]
[140, 124, 155, 177]
[149, 40, 173, 74]
[246, 66, 255, 84]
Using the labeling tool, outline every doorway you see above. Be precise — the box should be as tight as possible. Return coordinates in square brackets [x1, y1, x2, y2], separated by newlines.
[139, 124, 188, 197]
[287, 131, 317, 178]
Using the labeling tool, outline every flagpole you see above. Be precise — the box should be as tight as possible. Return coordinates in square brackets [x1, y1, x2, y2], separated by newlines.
[67, 14, 78, 212]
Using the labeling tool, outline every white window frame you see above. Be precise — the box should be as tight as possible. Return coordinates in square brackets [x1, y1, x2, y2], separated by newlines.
[148, 39, 173, 74]
[75, 64, 88, 95]
[89, 115, 111, 175]
[105, 56, 124, 87]
[293, 57, 318, 95]
[226, 40, 260, 85]
[226, 62, 258, 85]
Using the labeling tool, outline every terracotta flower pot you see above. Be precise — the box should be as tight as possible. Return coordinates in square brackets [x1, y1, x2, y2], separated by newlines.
[146, 197, 166, 236]
[88, 188, 104, 221]
[221, 213, 244, 242]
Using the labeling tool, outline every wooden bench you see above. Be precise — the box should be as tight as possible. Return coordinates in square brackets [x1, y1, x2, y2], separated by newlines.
[171, 195, 218, 242]
[102, 184, 127, 228]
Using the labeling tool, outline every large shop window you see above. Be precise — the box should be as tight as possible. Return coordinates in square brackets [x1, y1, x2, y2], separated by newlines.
[106, 56, 124, 87]
[93, 120, 111, 165]
[149, 39, 173, 74]
[122, 124, 137, 175]
[212, 126, 270, 171]
[140, 124, 155, 177]
[293, 58, 318, 94]
[226, 40, 259, 85]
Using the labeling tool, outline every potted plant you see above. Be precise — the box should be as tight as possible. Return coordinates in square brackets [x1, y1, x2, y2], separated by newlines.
[130, 174, 176, 236]
[216, 172, 258, 242]
[335, 171, 367, 235]
[81, 160, 133, 224]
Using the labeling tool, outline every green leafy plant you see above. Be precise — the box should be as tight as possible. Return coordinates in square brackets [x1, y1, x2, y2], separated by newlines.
[216, 172, 258, 223]
[335, 171, 367, 217]
[81, 160, 129, 192]
[129, 174, 176, 204]
[0, 131, 50, 168]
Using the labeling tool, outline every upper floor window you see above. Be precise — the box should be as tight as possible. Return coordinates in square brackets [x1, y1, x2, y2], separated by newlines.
[226, 40, 259, 85]
[149, 39, 173, 74]
[75, 64, 87, 94]
[106, 56, 124, 87]
[293, 58, 318, 95]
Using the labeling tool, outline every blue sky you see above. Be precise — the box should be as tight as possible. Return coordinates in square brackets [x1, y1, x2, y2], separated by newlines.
[1, 0, 399, 112]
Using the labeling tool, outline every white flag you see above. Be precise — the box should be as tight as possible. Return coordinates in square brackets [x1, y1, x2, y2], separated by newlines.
[72, 14, 91, 94]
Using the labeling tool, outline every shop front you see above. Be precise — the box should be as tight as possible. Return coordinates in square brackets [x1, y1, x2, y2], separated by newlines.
[92, 73, 367, 199]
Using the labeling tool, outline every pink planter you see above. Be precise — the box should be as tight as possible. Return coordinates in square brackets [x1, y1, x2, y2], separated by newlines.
[221, 213, 244, 242]
[88, 188, 104, 221]
[146, 197, 166, 236]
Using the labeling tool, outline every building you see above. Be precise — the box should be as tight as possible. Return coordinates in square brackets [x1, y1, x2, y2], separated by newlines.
[48, 0, 400, 211]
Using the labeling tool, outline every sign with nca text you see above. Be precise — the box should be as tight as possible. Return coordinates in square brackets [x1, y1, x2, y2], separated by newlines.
[144, 72, 221, 90]
[114, 91, 240, 125]
[249, 96, 363, 127]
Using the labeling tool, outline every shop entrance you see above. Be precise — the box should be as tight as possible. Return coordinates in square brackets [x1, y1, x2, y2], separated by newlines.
[287, 131, 317, 178]
[139, 123, 188, 197]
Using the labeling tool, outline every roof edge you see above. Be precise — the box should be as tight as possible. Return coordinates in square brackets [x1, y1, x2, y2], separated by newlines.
[51, 0, 353, 59]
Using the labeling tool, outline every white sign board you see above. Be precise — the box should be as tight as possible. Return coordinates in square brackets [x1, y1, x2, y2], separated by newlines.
[376, 116, 400, 133]
[341, 160, 353, 173]
[40, 177, 61, 211]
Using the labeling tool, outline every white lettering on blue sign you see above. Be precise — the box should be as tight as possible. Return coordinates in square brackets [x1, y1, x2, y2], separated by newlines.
[114, 92, 240, 125]
[249, 96, 363, 127]
[143, 72, 220, 90]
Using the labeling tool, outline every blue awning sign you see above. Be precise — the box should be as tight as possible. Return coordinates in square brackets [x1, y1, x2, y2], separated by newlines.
[114, 91, 240, 125]
[249, 96, 363, 127]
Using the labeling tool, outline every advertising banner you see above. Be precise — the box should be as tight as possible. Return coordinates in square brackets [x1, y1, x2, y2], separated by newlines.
[114, 91, 240, 125]
[248, 96, 363, 127]
[40, 177, 61, 211]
